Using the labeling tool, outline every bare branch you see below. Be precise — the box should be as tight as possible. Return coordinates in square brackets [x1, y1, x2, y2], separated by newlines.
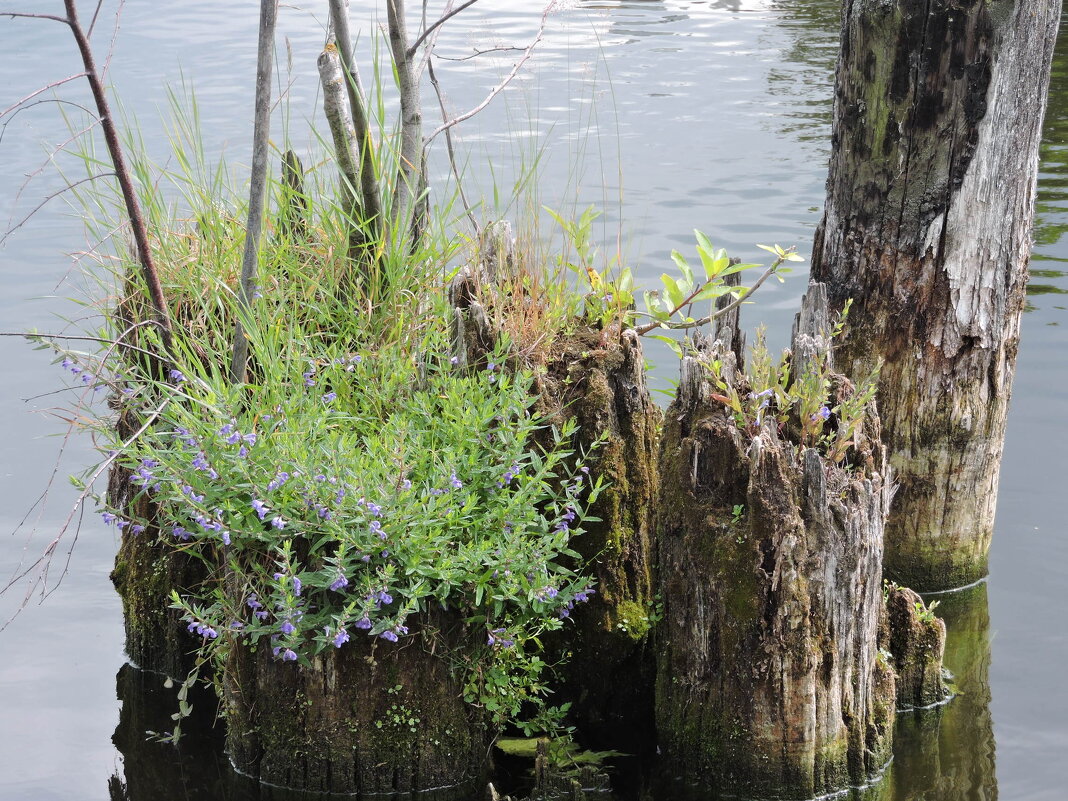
[328, 0, 382, 236]
[0, 12, 69, 24]
[62, 0, 174, 349]
[1, 399, 171, 617]
[0, 99, 97, 149]
[0, 331, 160, 361]
[387, 0, 424, 229]
[406, 0, 480, 59]
[86, 0, 105, 38]
[1, 172, 116, 247]
[1, 72, 89, 119]
[435, 45, 525, 62]
[424, 1, 557, 147]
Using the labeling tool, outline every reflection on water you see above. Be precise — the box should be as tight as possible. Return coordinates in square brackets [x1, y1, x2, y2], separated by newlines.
[858, 584, 997, 801]
[1031, 12, 1068, 306]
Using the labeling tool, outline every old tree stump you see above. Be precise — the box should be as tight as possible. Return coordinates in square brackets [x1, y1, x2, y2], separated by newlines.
[811, 0, 1060, 590]
[656, 286, 897, 798]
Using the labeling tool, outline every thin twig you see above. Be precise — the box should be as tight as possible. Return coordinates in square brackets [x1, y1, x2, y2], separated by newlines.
[0, 99, 98, 147]
[406, 0, 480, 59]
[0, 172, 115, 246]
[1, 398, 170, 619]
[0, 331, 160, 360]
[427, 57, 478, 236]
[0, 12, 68, 23]
[435, 45, 525, 62]
[0, 73, 89, 119]
[424, 1, 557, 147]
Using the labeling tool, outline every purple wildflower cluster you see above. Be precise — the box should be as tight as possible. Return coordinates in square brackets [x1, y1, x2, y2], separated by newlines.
[186, 619, 218, 639]
[60, 356, 104, 392]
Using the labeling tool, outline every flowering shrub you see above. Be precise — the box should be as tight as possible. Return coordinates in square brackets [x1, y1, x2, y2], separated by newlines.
[100, 336, 602, 733]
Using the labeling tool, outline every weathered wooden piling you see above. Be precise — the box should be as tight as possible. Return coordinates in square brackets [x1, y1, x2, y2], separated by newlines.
[810, 0, 1060, 590]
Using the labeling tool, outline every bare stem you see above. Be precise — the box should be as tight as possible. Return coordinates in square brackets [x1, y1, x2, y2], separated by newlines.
[230, 0, 278, 384]
[61, 0, 174, 350]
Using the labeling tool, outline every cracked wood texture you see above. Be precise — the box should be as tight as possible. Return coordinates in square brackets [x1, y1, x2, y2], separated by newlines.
[810, 0, 1060, 590]
[655, 288, 895, 799]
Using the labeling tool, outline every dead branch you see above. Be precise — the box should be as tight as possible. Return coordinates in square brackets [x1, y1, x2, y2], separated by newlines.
[424, 1, 557, 147]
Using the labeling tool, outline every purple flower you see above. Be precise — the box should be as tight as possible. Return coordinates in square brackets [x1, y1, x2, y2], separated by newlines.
[266, 472, 290, 492]
[247, 595, 263, 610]
[379, 630, 399, 643]
[219, 423, 234, 436]
[168, 369, 187, 383]
[450, 355, 459, 365]
[355, 617, 372, 630]
[401, 479, 412, 490]
[251, 499, 269, 520]
[330, 574, 349, 592]
[280, 620, 295, 635]
[243, 432, 257, 446]
[130, 524, 146, 535]
[226, 432, 242, 445]
[333, 629, 349, 648]
[370, 520, 385, 540]
[323, 391, 337, 403]
[303, 370, 316, 387]
[450, 473, 463, 490]
[221, 531, 231, 546]
[172, 526, 191, 541]
[292, 577, 302, 596]
[811, 406, 831, 422]
[365, 501, 382, 516]
[376, 590, 393, 606]
[101, 511, 118, 526]
[271, 516, 286, 530]
[254, 610, 269, 620]
[282, 648, 298, 662]
[574, 589, 595, 603]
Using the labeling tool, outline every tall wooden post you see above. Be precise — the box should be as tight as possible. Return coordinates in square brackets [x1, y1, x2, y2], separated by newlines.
[811, 1, 1060, 590]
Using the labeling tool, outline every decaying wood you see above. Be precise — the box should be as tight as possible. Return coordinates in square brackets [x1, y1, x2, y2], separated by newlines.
[811, 0, 1060, 590]
[225, 610, 487, 794]
[883, 585, 949, 711]
[448, 256, 661, 746]
[655, 284, 895, 798]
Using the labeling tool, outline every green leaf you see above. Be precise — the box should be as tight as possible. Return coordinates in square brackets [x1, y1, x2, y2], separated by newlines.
[694, 229, 714, 252]
[670, 249, 690, 273]
[649, 334, 683, 358]
[661, 273, 684, 309]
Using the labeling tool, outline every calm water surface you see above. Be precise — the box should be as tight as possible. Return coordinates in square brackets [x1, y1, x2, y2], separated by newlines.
[0, 2, 1065, 799]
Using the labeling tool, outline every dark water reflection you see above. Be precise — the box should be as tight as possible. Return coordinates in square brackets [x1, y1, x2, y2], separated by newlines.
[859, 585, 997, 801]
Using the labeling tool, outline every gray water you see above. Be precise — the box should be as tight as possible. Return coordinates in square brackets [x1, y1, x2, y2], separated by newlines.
[0, 2, 1064, 799]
